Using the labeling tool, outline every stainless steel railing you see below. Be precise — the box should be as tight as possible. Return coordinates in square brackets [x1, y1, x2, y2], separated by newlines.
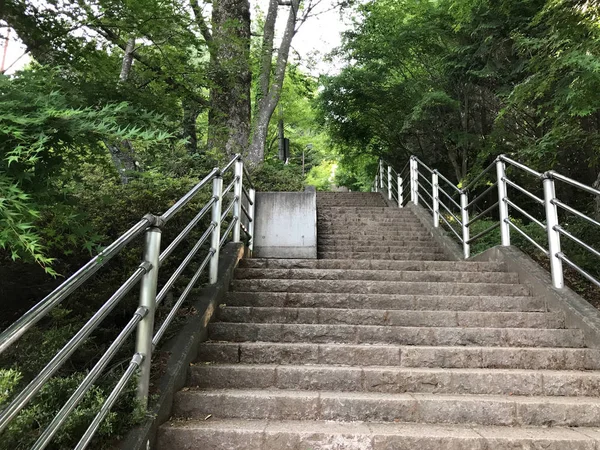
[375, 155, 600, 290]
[0, 153, 256, 449]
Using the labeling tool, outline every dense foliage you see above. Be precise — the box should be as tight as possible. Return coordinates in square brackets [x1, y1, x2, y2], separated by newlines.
[320, 0, 600, 189]
[320, 0, 600, 298]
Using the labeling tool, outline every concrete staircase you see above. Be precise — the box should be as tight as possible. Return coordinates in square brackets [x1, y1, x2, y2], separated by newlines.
[158, 192, 600, 449]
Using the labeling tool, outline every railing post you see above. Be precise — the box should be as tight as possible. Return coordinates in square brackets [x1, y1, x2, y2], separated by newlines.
[387, 165, 392, 200]
[397, 175, 403, 208]
[496, 159, 510, 246]
[432, 171, 439, 227]
[379, 159, 384, 189]
[461, 191, 470, 259]
[209, 173, 223, 284]
[233, 158, 243, 242]
[410, 158, 419, 205]
[543, 174, 564, 288]
[135, 224, 161, 406]
[248, 188, 256, 254]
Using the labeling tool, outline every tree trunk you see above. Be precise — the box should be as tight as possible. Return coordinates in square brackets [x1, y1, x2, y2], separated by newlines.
[207, 0, 251, 157]
[247, 0, 301, 166]
[593, 170, 600, 221]
[119, 37, 135, 82]
[182, 97, 201, 154]
[104, 140, 138, 184]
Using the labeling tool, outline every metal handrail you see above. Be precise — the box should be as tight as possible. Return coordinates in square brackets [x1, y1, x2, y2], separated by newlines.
[466, 201, 499, 228]
[466, 181, 498, 209]
[438, 187, 461, 210]
[438, 198, 462, 226]
[552, 199, 600, 228]
[418, 171, 433, 188]
[0, 217, 151, 354]
[505, 219, 548, 255]
[558, 253, 600, 288]
[435, 170, 461, 193]
[439, 213, 463, 243]
[501, 155, 543, 178]
[503, 178, 544, 205]
[161, 168, 220, 222]
[373, 153, 600, 290]
[466, 222, 500, 245]
[0, 153, 258, 448]
[504, 198, 545, 229]
[417, 192, 433, 212]
[414, 157, 434, 174]
[462, 159, 498, 192]
[549, 171, 600, 196]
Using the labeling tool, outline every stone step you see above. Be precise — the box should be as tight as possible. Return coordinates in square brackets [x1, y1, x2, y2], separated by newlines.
[318, 234, 435, 243]
[224, 292, 544, 311]
[317, 243, 440, 252]
[317, 216, 418, 221]
[318, 252, 447, 260]
[197, 342, 600, 371]
[234, 269, 519, 284]
[218, 307, 564, 328]
[318, 224, 427, 231]
[238, 259, 505, 272]
[158, 419, 600, 450]
[230, 279, 529, 296]
[318, 218, 423, 224]
[208, 323, 584, 348]
[317, 214, 421, 220]
[319, 230, 433, 237]
[318, 206, 407, 210]
[171, 389, 600, 427]
[318, 200, 388, 204]
[189, 364, 600, 397]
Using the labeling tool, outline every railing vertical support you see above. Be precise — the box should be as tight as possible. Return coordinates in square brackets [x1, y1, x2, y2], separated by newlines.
[461, 191, 470, 259]
[233, 159, 243, 242]
[543, 175, 564, 289]
[135, 225, 161, 406]
[397, 175, 403, 208]
[209, 174, 223, 284]
[379, 159, 384, 189]
[387, 165, 392, 200]
[496, 159, 510, 246]
[410, 158, 419, 205]
[248, 188, 256, 254]
[432, 171, 439, 227]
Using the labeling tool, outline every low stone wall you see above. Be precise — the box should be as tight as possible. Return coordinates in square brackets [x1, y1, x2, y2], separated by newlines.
[118, 242, 244, 450]
[472, 246, 600, 349]
[253, 189, 317, 259]
[408, 200, 600, 350]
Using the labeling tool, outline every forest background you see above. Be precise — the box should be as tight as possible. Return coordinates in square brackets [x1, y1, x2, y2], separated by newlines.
[1, 0, 599, 448]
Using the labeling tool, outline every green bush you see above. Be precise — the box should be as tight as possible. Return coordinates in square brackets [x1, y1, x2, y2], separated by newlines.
[0, 368, 145, 450]
[251, 160, 304, 192]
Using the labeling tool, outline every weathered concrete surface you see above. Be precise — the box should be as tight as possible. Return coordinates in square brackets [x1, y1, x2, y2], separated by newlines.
[157, 192, 600, 449]
[471, 245, 600, 349]
[158, 420, 600, 450]
[197, 342, 600, 370]
[254, 190, 317, 258]
[408, 202, 464, 261]
[118, 243, 244, 450]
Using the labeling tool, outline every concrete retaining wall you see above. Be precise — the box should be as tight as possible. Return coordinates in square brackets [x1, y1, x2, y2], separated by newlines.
[253, 190, 317, 259]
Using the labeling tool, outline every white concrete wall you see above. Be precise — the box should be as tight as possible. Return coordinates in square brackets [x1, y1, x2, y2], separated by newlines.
[254, 191, 317, 258]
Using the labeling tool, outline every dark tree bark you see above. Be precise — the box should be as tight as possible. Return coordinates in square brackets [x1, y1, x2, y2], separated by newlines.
[182, 97, 201, 154]
[206, 0, 251, 157]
